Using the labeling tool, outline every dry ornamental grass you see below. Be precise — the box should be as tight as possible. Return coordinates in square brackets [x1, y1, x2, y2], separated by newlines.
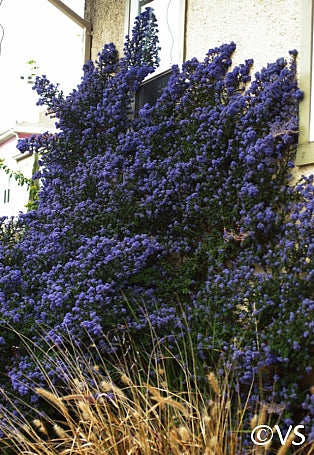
[0, 331, 312, 455]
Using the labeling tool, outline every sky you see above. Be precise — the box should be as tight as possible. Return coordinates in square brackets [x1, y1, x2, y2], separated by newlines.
[0, 0, 85, 131]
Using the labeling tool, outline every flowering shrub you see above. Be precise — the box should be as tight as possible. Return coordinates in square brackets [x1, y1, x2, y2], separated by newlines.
[0, 8, 313, 441]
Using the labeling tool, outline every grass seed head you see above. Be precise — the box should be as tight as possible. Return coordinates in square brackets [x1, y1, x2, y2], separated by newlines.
[207, 373, 220, 396]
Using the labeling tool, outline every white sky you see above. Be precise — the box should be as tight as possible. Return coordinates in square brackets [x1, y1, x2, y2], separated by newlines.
[0, 0, 85, 131]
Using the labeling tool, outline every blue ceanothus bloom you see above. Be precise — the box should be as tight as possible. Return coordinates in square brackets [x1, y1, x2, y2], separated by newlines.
[0, 8, 313, 439]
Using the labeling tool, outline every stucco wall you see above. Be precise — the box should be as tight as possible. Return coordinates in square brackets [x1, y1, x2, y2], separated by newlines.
[185, 0, 301, 72]
[86, 0, 302, 71]
[85, 0, 126, 60]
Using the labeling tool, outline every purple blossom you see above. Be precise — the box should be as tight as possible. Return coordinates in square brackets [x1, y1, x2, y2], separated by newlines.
[0, 15, 312, 433]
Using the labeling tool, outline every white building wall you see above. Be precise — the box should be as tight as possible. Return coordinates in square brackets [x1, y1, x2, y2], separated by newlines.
[185, 0, 301, 72]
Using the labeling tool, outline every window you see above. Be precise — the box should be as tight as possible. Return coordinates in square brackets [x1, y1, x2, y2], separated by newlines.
[3, 177, 10, 204]
[135, 69, 172, 110]
[4, 189, 10, 204]
[297, 0, 314, 165]
[127, 0, 186, 75]
[127, 0, 185, 109]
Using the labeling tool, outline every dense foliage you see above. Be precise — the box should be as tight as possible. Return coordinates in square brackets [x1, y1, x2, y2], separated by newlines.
[0, 8, 313, 443]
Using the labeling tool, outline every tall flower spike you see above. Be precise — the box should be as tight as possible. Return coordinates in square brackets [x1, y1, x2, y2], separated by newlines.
[123, 6, 160, 70]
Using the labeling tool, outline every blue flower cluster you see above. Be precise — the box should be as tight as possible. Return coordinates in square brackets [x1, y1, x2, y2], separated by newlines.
[0, 10, 312, 437]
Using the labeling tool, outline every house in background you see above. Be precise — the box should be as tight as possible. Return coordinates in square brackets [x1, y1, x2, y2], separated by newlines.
[84, 0, 314, 178]
[0, 125, 34, 217]
[0, 115, 56, 217]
